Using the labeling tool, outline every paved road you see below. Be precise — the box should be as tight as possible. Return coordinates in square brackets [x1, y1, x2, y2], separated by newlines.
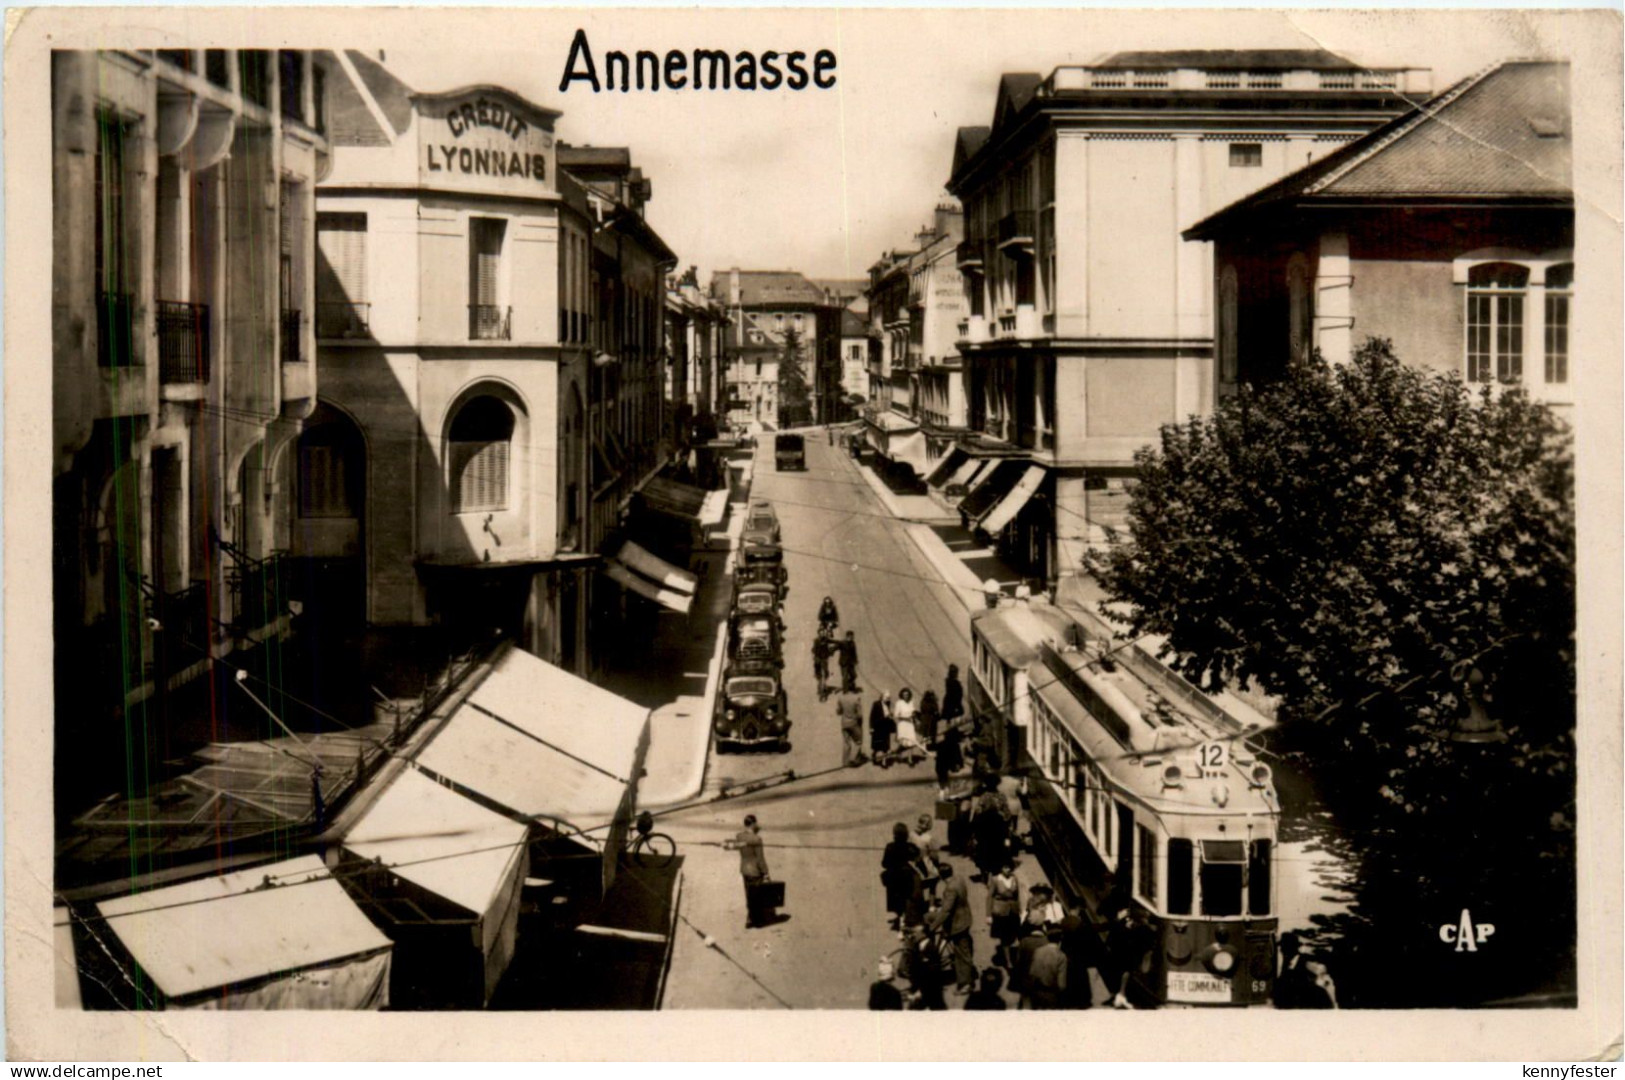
[661, 431, 1003, 1009]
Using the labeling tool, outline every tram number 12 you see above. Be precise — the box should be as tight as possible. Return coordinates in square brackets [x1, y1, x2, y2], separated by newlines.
[1198, 742, 1228, 770]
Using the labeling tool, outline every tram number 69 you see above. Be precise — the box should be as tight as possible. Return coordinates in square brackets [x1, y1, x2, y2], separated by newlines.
[1198, 742, 1229, 769]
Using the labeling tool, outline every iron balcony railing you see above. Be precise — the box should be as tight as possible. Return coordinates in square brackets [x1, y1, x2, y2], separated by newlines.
[156, 300, 210, 383]
[997, 211, 1036, 251]
[96, 291, 138, 368]
[469, 304, 512, 341]
[280, 308, 302, 364]
[317, 301, 371, 340]
[227, 551, 288, 637]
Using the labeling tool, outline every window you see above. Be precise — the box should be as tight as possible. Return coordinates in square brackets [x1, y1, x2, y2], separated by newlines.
[1167, 838, 1194, 916]
[95, 110, 134, 368]
[468, 218, 508, 339]
[1229, 143, 1263, 168]
[1199, 839, 1245, 916]
[279, 50, 304, 122]
[238, 50, 271, 108]
[1136, 824, 1158, 905]
[297, 427, 357, 518]
[1545, 263, 1571, 384]
[1248, 838, 1272, 916]
[449, 397, 513, 512]
[1287, 254, 1313, 360]
[1466, 262, 1527, 383]
[1217, 267, 1239, 382]
[317, 213, 368, 338]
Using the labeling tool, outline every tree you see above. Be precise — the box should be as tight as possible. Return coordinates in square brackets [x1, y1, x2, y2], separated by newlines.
[1093, 340, 1574, 834]
[778, 326, 811, 427]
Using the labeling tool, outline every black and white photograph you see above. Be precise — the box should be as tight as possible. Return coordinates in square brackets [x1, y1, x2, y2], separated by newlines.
[5, 4, 1621, 1062]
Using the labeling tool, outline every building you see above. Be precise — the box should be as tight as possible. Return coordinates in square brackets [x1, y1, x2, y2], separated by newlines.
[52, 49, 331, 805]
[711, 268, 841, 430]
[944, 51, 1430, 584]
[314, 54, 676, 676]
[909, 204, 969, 464]
[839, 307, 869, 403]
[1184, 60, 1572, 413]
[665, 267, 730, 438]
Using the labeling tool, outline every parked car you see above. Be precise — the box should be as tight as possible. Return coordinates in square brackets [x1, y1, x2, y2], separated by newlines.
[714, 660, 790, 752]
[736, 543, 788, 600]
[742, 500, 781, 546]
[775, 433, 807, 472]
[732, 578, 785, 629]
[727, 610, 784, 667]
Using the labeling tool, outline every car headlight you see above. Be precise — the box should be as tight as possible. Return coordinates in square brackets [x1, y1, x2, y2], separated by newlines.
[726, 708, 737, 720]
[765, 706, 776, 718]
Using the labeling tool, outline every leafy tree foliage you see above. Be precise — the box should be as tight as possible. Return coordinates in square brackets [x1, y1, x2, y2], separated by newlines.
[778, 326, 812, 427]
[1094, 340, 1574, 833]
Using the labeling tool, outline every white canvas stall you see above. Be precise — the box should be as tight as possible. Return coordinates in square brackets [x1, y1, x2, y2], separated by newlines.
[342, 767, 528, 1005]
[95, 855, 392, 1009]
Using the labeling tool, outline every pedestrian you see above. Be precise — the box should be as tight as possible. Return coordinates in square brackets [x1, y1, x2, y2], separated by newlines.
[867, 958, 904, 1010]
[1010, 923, 1048, 1006]
[1274, 932, 1339, 1009]
[818, 595, 839, 632]
[1104, 903, 1156, 1008]
[1024, 882, 1066, 932]
[971, 715, 1001, 776]
[935, 723, 964, 798]
[1059, 911, 1101, 1009]
[812, 627, 832, 689]
[1025, 926, 1069, 1010]
[941, 664, 965, 728]
[970, 781, 1011, 881]
[986, 859, 1022, 969]
[838, 631, 859, 692]
[891, 689, 927, 766]
[869, 692, 894, 762]
[903, 925, 946, 1010]
[723, 814, 773, 929]
[881, 823, 919, 932]
[963, 966, 1008, 1011]
[837, 687, 866, 767]
[918, 688, 940, 745]
[927, 860, 976, 995]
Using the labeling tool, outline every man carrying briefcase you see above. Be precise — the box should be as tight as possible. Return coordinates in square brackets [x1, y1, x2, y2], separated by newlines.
[725, 814, 781, 928]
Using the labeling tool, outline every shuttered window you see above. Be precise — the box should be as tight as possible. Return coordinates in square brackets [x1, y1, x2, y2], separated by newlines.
[317, 213, 367, 303]
[449, 397, 514, 513]
[469, 217, 504, 307]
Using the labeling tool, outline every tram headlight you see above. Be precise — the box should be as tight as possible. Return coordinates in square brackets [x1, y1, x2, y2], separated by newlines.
[1200, 943, 1239, 977]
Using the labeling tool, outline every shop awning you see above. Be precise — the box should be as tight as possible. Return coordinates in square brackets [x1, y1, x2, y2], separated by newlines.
[618, 540, 698, 598]
[344, 768, 529, 924]
[925, 447, 969, 488]
[978, 464, 1047, 534]
[603, 556, 694, 615]
[865, 409, 920, 434]
[415, 644, 652, 824]
[640, 475, 727, 528]
[887, 429, 931, 478]
[958, 459, 1028, 522]
[96, 855, 393, 1009]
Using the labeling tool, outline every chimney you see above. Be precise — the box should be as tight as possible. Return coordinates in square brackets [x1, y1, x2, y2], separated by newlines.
[935, 202, 964, 243]
[729, 268, 741, 307]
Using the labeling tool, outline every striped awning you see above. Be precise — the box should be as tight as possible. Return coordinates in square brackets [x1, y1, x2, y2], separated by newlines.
[978, 464, 1047, 534]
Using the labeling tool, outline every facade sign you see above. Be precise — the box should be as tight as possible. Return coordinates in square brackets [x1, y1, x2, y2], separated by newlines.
[416, 91, 558, 198]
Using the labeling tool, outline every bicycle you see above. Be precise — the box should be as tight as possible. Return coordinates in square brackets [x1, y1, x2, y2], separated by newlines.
[623, 810, 678, 869]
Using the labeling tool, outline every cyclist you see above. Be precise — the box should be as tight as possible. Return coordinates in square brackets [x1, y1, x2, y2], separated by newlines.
[812, 625, 833, 688]
[818, 596, 840, 634]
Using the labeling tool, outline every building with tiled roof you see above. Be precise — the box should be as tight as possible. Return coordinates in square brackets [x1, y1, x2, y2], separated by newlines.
[1186, 60, 1573, 410]
[941, 49, 1430, 586]
[711, 269, 843, 428]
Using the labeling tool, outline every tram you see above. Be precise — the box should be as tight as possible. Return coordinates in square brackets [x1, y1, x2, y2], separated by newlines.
[969, 597, 1281, 1007]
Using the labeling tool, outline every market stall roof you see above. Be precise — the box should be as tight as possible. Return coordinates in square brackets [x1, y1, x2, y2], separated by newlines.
[343, 768, 528, 918]
[415, 644, 651, 823]
[978, 464, 1047, 534]
[95, 855, 391, 1003]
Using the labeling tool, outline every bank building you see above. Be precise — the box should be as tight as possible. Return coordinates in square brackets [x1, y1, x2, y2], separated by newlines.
[313, 52, 678, 675]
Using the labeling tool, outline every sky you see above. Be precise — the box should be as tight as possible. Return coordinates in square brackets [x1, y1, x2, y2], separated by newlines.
[382, 9, 1582, 285]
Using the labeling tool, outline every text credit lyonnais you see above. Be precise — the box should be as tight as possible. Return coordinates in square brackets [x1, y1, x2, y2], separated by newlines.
[426, 145, 547, 182]
[559, 29, 836, 92]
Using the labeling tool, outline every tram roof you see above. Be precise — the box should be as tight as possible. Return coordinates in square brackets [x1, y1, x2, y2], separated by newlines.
[973, 603, 1075, 668]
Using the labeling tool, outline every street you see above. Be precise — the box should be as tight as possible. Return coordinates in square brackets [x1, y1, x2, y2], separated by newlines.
[659, 431, 1048, 1009]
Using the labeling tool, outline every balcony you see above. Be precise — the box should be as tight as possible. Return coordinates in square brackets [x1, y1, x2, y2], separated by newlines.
[280, 308, 302, 365]
[96, 291, 137, 368]
[1047, 64, 1429, 96]
[469, 304, 512, 341]
[996, 211, 1035, 254]
[1015, 304, 1042, 339]
[957, 315, 989, 345]
[956, 239, 984, 272]
[156, 300, 210, 384]
[227, 552, 288, 638]
[317, 301, 371, 340]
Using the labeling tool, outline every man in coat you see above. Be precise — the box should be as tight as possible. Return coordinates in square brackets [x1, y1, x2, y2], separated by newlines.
[1025, 926, 1070, 1009]
[836, 688, 865, 766]
[725, 814, 773, 928]
[837, 631, 859, 692]
[926, 859, 976, 994]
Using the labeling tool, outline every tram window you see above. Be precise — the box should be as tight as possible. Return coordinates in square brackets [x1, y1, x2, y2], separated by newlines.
[1136, 824, 1157, 905]
[1167, 838, 1193, 916]
[1248, 839, 1272, 916]
[1200, 840, 1245, 917]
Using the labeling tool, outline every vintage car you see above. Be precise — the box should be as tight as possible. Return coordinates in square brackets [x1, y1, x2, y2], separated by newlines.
[774, 433, 807, 472]
[714, 660, 790, 751]
[728, 610, 784, 666]
[732, 578, 785, 625]
[736, 542, 788, 599]
[741, 500, 781, 546]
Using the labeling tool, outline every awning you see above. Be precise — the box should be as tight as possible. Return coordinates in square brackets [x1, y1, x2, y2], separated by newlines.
[639, 475, 728, 528]
[887, 429, 931, 478]
[958, 459, 1028, 522]
[978, 464, 1047, 534]
[604, 558, 693, 614]
[416, 644, 652, 824]
[96, 855, 393, 1009]
[617, 540, 698, 598]
[864, 409, 920, 434]
[926, 447, 969, 488]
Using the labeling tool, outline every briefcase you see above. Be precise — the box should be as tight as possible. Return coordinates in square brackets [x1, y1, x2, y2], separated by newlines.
[752, 879, 786, 909]
[935, 799, 959, 822]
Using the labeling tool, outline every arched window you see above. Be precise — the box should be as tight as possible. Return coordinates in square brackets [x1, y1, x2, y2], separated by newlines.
[1287, 254, 1313, 360]
[1217, 267, 1239, 382]
[297, 419, 362, 519]
[448, 396, 514, 513]
[1466, 263, 1528, 384]
[1544, 263, 1572, 385]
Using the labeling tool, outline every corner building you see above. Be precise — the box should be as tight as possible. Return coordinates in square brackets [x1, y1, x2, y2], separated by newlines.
[315, 53, 674, 674]
[945, 52, 1429, 584]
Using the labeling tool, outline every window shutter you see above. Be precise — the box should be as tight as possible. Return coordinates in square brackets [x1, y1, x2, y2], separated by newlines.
[471, 218, 504, 308]
[317, 213, 368, 303]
